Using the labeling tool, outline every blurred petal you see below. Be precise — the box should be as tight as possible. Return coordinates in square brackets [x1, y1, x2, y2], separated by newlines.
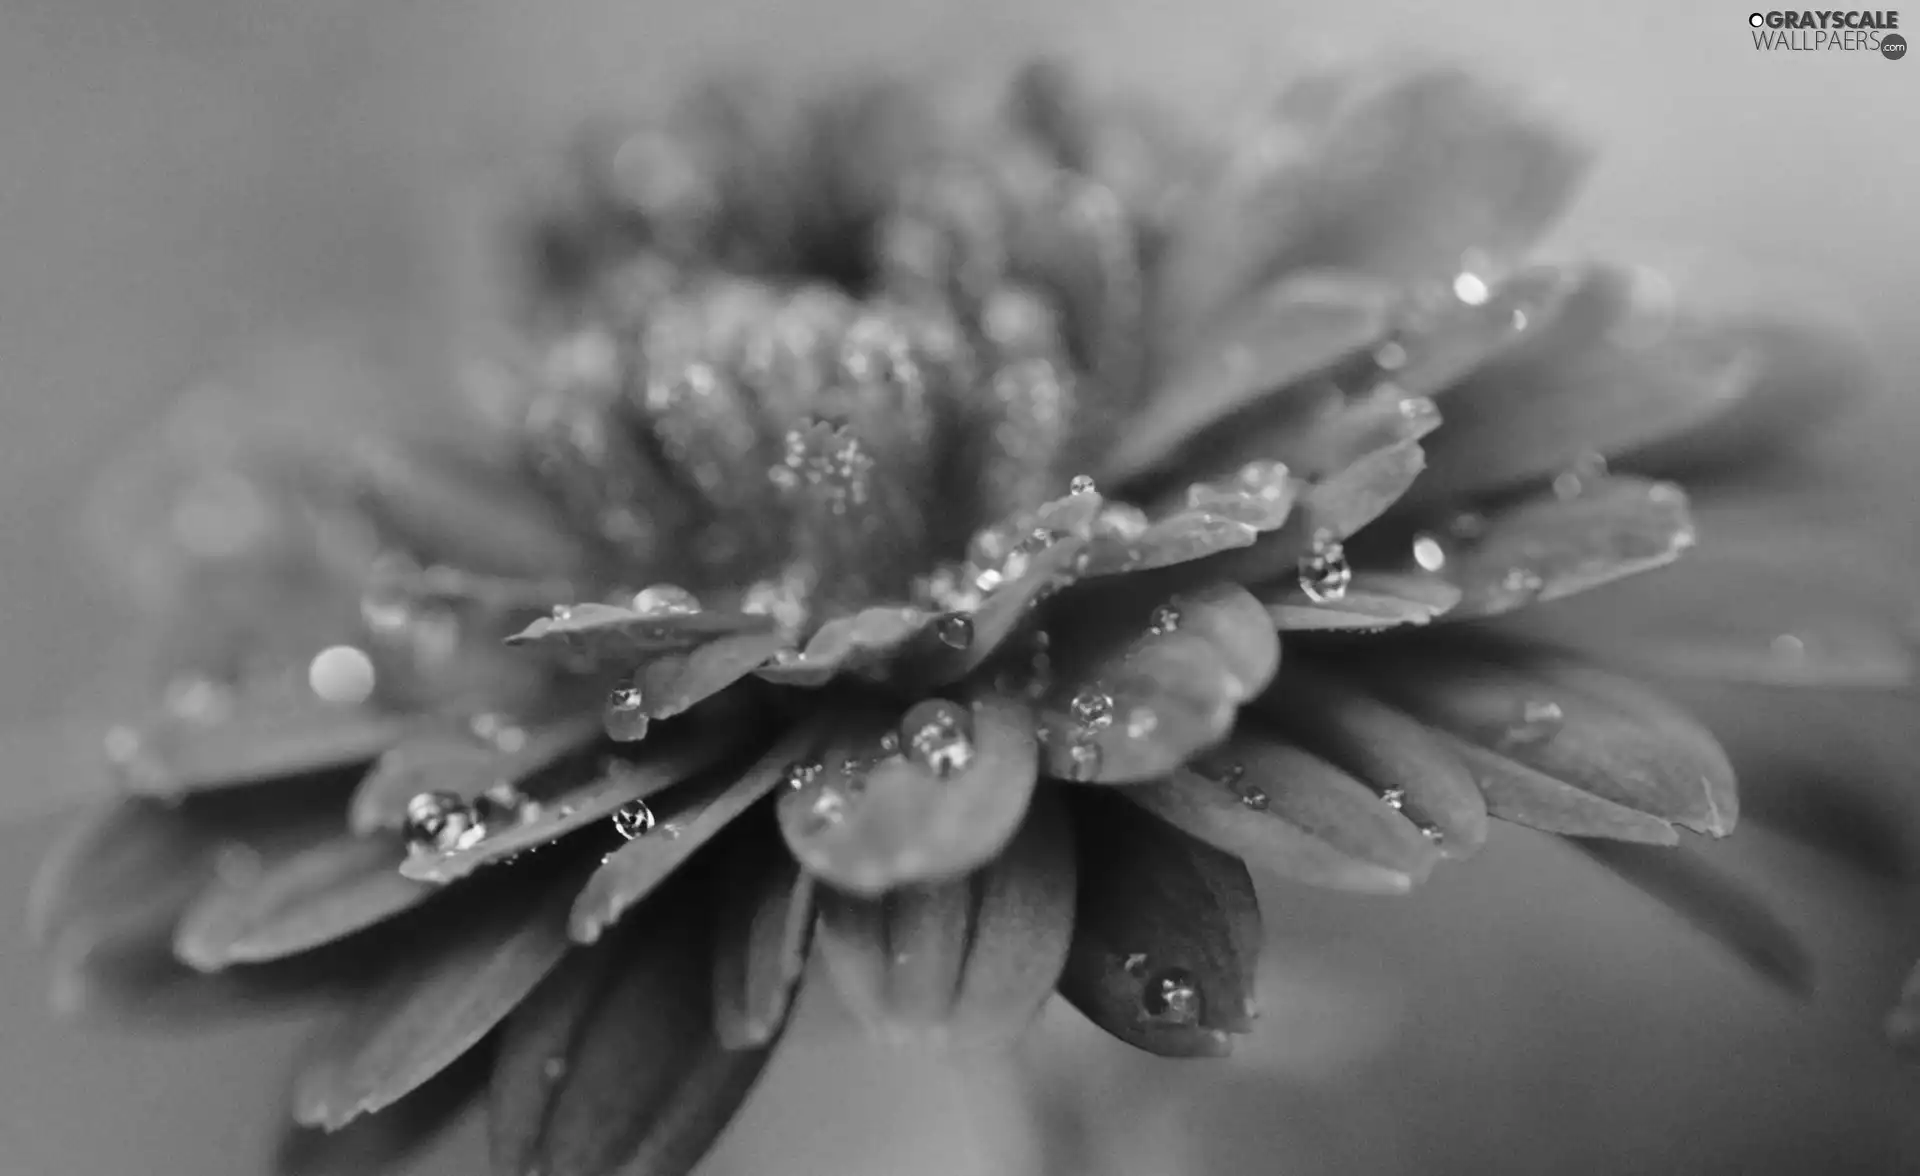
[754, 606, 930, 686]
[1387, 263, 1581, 397]
[1059, 794, 1261, 1057]
[1567, 838, 1811, 996]
[292, 872, 575, 1130]
[489, 888, 768, 1176]
[625, 629, 789, 720]
[1441, 733, 1679, 844]
[778, 693, 1038, 895]
[351, 716, 602, 835]
[1124, 729, 1439, 893]
[1373, 655, 1735, 837]
[174, 833, 433, 971]
[1252, 667, 1488, 858]
[572, 721, 823, 943]
[505, 601, 776, 656]
[712, 833, 816, 1050]
[814, 793, 1074, 1044]
[1082, 461, 1297, 576]
[1266, 571, 1459, 631]
[1035, 582, 1277, 783]
[31, 801, 221, 961]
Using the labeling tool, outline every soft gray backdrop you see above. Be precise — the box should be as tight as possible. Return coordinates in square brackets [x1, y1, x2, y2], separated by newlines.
[1, 0, 1918, 1172]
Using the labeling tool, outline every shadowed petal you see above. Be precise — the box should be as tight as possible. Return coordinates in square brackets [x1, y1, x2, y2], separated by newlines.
[292, 871, 576, 1130]
[778, 693, 1039, 895]
[489, 887, 770, 1176]
[1266, 572, 1459, 631]
[712, 832, 816, 1050]
[1036, 582, 1278, 784]
[1059, 793, 1261, 1057]
[351, 716, 604, 835]
[505, 601, 776, 656]
[755, 606, 930, 686]
[571, 721, 824, 943]
[623, 629, 790, 721]
[109, 690, 412, 800]
[814, 793, 1074, 1045]
[1566, 838, 1811, 996]
[1123, 730, 1439, 893]
[174, 833, 434, 971]
[1251, 668, 1488, 858]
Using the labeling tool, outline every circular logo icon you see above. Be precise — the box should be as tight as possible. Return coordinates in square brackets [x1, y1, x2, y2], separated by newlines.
[1884, 33, 1908, 59]
[1748, 12, 1766, 27]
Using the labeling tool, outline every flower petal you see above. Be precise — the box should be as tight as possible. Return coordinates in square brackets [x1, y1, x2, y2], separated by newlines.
[401, 728, 740, 884]
[1441, 733, 1679, 844]
[624, 629, 790, 721]
[31, 801, 222, 963]
[1433, 476, 1697, 620]
[350, 716, 604, 836]
[505, 602, 776, 656]
[109, 690, 412, 800]
[571, 721, 824, 943]
[489, 886, 770, 1176]
[1123, 730, 1439, 893]
[1265, 571, 1460, 631]
[712, 834, 816, 1051]
[1035, 582, 1277, 784]
[1567, 838, 1811, 996]
[1386, 263, 1582, 397]
[1250, 667, 1488, 858]
[1058, 793, 1261, 1057]
[1372, 655, 1735, 837]
[889, 534, 1088, 690]
[292, 871, 575, 1130]
[813, 793, 1074, 1045]
[1081, 462, 1298, 577]
[778, 692, 1040, 895]
[173, 833, 433, 971]
[1105, 272, 1394, 483]
[754, 606, 930, 686]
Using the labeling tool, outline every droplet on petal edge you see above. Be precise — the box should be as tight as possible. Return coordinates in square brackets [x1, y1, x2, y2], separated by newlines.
[1298, 539, 1353, 603]
[611, 799, 656, 840]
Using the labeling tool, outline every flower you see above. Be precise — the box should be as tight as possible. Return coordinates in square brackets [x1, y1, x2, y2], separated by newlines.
[28, 57, 1906, 1174]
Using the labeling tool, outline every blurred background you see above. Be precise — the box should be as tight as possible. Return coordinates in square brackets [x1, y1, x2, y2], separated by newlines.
[1, 0, 1918, 1172]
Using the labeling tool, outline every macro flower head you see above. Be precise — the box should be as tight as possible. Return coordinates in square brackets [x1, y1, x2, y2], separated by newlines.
[26, 56, 1907, 1174]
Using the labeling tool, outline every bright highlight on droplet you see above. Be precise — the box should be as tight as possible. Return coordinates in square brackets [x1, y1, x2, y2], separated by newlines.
[1452, 271, 1491, 306]
[1412, 534, 1447, 572]
[308, 645, 376, 705]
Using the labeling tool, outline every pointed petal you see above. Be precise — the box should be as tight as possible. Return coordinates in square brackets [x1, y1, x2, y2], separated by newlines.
[350, 717, 603, 835]
[1251, 668, 1488, 858]
[1442, 733, 1679, 844]
[814, 793, 1074, 1045]
[754, 606, 930, 686]
[1106, 273, 1394, 482]
[1567, 838, 1811, 996]
[778, 693, 1039, 895]
[1435, 476, 1697, 620]
[274, 1052, 482, 1176]
[174, 833, 433, 970]
[1266, 572, 1459, 631]
[571, 721, 824, 943]
[505, 601, 776, 656]
[889, 534, 1088, 690]
[292, 873, 575, 1130]
[627, 629, 789, 720]
[1081, 462, 1298, 577]
[1059, 794, 1261, 1057]
[402, 729, 738, 884]
[489, 888, 770, 1176]
[1375, 655, 1735, 837]
[1035, 582, 1277, 784]
[1123, 730, 1438, 893]
[31, 801, 221, 960]
[712, 836, 816, 1051]
[109, 690, 412, 800]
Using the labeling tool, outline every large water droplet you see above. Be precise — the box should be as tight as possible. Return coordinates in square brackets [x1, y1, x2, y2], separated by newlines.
[1148, 603, 1182, 635]
[633, 584, 702, 616]
[1500, 699, 1565, 749]
[1297, 541, 1353, 603]
[307, 645, 377, 706]
[1142, 968, 1203, 1025]
[605, 684, 650, 742]
[404, 790, 485, 855]
[1070, 688, 1115, 731]
[1070, 474, 1098, 496]
[902, 699, 976, 778]
[612, 799, 656, 840]
[1065, 741, 1102, 782]
[1412, 534, 1448, 572]
[935, 612, 974, 650]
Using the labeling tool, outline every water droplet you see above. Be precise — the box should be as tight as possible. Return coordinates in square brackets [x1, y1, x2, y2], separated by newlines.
[1065, 741, 1102, 782]
[1237, 784, 1270, 811]
[605, 684, 650, 742]
[1500, 699, 1565, 749]
[633, 584, 702, 616]
[1552, 452, 1609, 501]
[404, 791, 485, 855]
[782, 761, 823, 791]
[550, 604, 574, 622]
[1419, 824, 1446, 844]
[878, 731, 902, 756]
[306, 645, 376, 706]
[1125, 707, 1159, 739]
[1771, 633, 1807, 663]
[1412, 534, 1448, 572]
[1453, 271, 1490, 306]
[612, 799, 656, 840]
[1148, 604, 1182, 635]
[1373, 340, 1408, 371]
[902, 699, 976, 778]
[1380, 787, 1407, 811]
[163, 676, 233, 724]
[935, 612, 974, 650]
[1070, 474, 1097, 495]
[1498, 567, 1545, 604]
[1123, 952, 1150, 977]
[1297, 541, 1353, 603]
[1070, 688, 1115, 731]
[806, 788, 848, 831]
[1142, 968, 1202, 1025]
[542, 1056, 568, 1082]
[1397, 395, 1439, 427]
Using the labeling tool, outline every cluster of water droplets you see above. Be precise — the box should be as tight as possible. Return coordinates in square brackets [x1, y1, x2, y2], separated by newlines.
[402, 779, 545, 858]
[783, 701, 980, 835]
[1297, 531, 1354, 604]
[1195, 757, 1268, 811]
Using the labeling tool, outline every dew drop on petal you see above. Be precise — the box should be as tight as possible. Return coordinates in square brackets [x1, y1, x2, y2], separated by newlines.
[1380, 787, 1407, 811]
[1452, 270, 1491, 307]
[1066, 741, 1102, 782]
[1070, 688, 1115, 731]
[935, 612, 974, 650]
[902, 699, 976, 778]
[1238, 784, 1270, 811]
[1500, 699, 1565, 749]
[404, 790, 485, 855]
[612, 799, 656, 840]
[1419, 824, 1446, 844]
[605, 684, 650, 743]
[1412, 534, 1448, 572]
[1297, 541, 1353, 603]
[1142, 968, 1203, 1025]
[550, 604, 574, 622]
[1770, 633, 1808, 664]
[633, 584, 702, 616]
[1125, 706, 1159, 740]
[542, 1056, 567, 1082]
[1070, 474, 1098, 496]
[1123, 952, 1150, 978]
[307, 645, 377, 706]
[782, 761, 823, 791]
[1552, 452, 1609, 501]
[1148, 604, 1182, 635]
[1372, 340, 1408, 371]
[878, 731, 902, 757]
